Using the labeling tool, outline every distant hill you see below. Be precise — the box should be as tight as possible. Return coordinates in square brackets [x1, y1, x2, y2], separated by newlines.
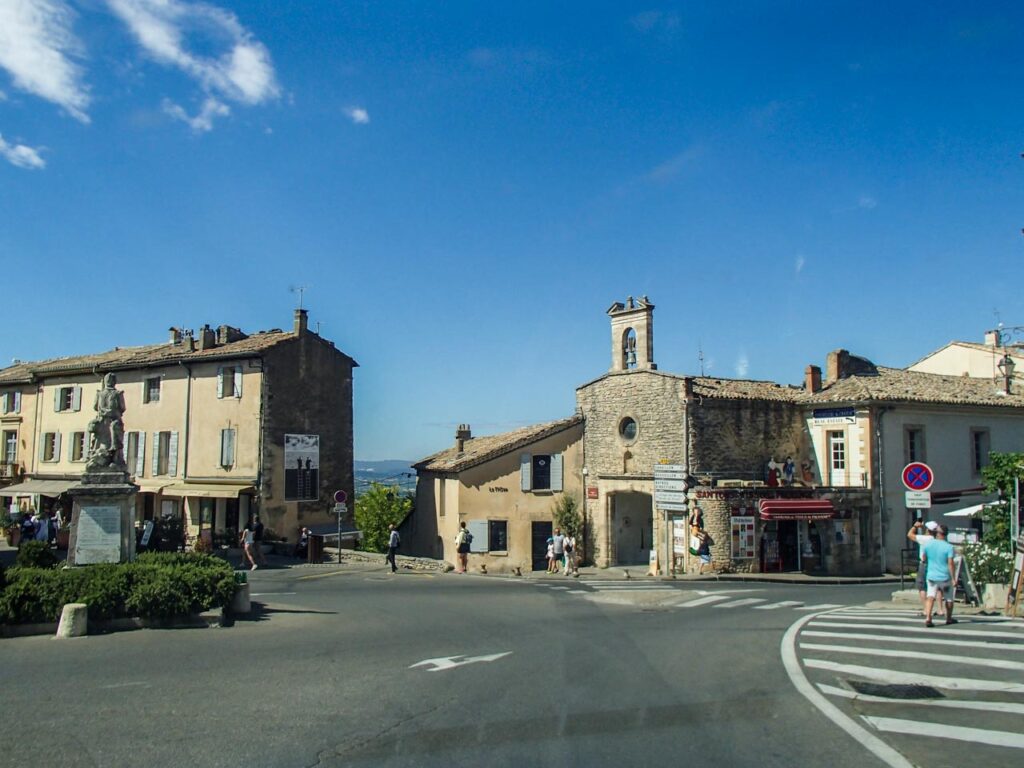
[354, 460, 416, 496]
[355, 460, 414, 474]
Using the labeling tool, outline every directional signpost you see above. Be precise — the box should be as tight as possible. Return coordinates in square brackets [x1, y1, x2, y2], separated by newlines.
[334, 490, 348, 562]
[655, 463, 688, 577]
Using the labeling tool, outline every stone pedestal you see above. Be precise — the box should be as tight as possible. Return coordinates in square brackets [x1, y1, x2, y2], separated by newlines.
[67, 470, 139, 566]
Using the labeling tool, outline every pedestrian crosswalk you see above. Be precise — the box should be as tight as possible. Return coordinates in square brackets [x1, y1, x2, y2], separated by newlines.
[528, 579, 841, 612]
[788, 606, 1024, 763]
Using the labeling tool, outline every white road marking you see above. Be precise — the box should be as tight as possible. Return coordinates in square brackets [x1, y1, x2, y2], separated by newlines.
[548, 586, 570, 591]
[802, 659, 1024, 693]
[862, 716, 1024, 750]
[818, 684, 1024, 715]
[755, 601, 804, 610]
[694, 588, 761, 595]
[800, 643, 1024, 672]
[409, 652, 512, 672]
[781, 611, 915, 768]
[794, 604, 842, 611]
[100, 682, 150, 689]
[714, 598, 766, 609]
[567, 590, 588, 594]
[815, 614, 1024, 628]
[679, 595, 732, 608]
[802, 629, 1022, 651]
[250, 592, 297, 596]
[808, 621, 1024, 640]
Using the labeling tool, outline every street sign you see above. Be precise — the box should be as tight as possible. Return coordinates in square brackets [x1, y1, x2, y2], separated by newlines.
[333, 490, 348, 504]
[334, 502, 347, 515]
[902, 462, 934, 492]
[655, 490, 687, 503]
[654, 464, 686, 479]
[654, 478, 687, 491]
[657, 502, 688, 512]
[905, 491, 931, 509]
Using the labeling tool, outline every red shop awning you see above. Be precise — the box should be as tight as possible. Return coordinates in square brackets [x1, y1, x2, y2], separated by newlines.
[759, 499, 835, 521]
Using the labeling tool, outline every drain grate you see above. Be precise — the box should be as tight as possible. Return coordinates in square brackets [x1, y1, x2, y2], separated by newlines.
[848, 681, 944, 699]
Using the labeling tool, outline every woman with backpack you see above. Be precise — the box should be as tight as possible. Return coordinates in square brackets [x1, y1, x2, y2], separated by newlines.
[454, 521, 472, 573]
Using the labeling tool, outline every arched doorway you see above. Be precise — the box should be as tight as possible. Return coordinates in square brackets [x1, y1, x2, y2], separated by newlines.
[611, 491, 653, 565]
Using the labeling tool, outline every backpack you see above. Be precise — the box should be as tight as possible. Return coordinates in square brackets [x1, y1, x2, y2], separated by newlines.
[464, 530, 473, 545]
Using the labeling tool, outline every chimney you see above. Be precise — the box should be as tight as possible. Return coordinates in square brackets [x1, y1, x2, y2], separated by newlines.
[217, 325, 247, 345]
[455, 424, 472, 453]
[294, 308, 308, 335]
[985, 329, 1001, 347]
[825, 349, 849, 383]
[198, 324, 216, 351]
[805, 365, 822, 393]
[169, 327, 182, 345]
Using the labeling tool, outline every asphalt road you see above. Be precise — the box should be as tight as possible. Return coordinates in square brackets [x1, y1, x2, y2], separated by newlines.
[0, 567, 944, 768]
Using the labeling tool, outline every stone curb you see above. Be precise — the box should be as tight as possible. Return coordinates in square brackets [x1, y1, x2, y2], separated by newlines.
[1, 609, 227, 639]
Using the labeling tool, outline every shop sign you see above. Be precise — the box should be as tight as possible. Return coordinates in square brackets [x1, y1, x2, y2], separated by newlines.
[812, 407, 856, 425]
[587, 486, 599, 500]
[731, 515, 756, 559]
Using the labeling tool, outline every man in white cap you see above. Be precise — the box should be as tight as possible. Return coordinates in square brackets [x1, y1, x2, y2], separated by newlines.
[908, 519, 940, 620]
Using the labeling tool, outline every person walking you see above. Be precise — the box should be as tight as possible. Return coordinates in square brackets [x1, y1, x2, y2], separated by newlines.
[252, 515, 267, 565]
[697, 529, 714, 575]
[454, 522, 471, 573]
[546, 537, 556, 573]
[386, 524, 400, 573]
[552, 528, 565, 571]
[921, 524, 957, 627]
[239, 523, 258, 571]
[908, 519, 940, 620]
[563, 532, 577, 576]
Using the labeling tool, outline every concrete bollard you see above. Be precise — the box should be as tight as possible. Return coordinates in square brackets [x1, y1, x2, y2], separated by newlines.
[55, 603, 88, 639]
[230, 581, 251, 615]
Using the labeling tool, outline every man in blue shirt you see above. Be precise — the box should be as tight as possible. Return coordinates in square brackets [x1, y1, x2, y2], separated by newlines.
[921, 525, 957, 627]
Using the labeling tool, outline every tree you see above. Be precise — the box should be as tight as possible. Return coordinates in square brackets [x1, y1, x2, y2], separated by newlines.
[551, 494, 582, 539]
[355, 483, 413, 553]
[964, 452, 1022, 584]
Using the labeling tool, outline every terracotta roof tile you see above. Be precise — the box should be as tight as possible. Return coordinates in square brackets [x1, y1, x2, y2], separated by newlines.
[809, 366, 1024, 408]
[415, 415, 583, 474]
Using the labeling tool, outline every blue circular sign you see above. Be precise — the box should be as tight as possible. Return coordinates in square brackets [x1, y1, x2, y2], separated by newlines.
[902, 462, 934, 491]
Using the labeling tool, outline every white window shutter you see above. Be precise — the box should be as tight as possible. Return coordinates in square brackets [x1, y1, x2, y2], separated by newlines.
[168, 431, 179, 476]
[13, 392, 20, 413]
[550, 453, 564, 492]
[234, 366, 242, 398]
[54, 388, 61, 412]
[136, 432, 146, 476]
[39, 435, 47, 461]
[468, 520, 489, 553]
[0, 393, 7, 412]
[152, 432, 160, 476]
[520, 454, 532, 491]
[54, 432, 62, 462]
[72, 386, 82, 412]
[216, 367, 224, 399]
[221, 428, 236, 467]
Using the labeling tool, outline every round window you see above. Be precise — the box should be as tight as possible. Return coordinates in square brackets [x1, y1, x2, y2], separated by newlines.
[619, 417, 638, 442]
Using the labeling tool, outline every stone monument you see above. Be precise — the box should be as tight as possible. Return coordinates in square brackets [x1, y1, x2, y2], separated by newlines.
[67, 372, 139, 565]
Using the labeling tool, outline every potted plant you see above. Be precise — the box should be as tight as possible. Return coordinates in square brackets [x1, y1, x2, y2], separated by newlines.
[1, 509, 17, 547]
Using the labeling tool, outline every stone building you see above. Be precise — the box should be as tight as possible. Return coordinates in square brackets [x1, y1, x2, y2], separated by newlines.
[0, 309, 356, 546]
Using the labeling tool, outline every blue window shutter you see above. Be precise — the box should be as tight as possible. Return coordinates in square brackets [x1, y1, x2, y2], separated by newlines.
[136, 432, 146, 477]
[234, 366, 242, 398]
[39, 435, 47, 461]
[520, 453, 532, 491]
[13, 392, 20, 413]
[54, 432, 62, 462]
[468, 520, 488, 553]
[72, 386, 82, 412]
[168, 431, 179, 477]
[221, 428, 235, 467]
[216, 368, 224, 399]
[550, 453, 563, 492]
[152, 432, 160, 476]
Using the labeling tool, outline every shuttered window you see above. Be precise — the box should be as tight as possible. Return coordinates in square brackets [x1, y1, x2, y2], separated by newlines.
[54, 386, 82, 412]
[218, 366, 243, 399]
[143, 377, 161, 404]
[488, 520, 508, 552]
[71, 432, 86, 462]
[221, 428, 236, 468]
[520, 453, 564, 492]
[41, 432, 61, 462]
[154, 431, 178, 476]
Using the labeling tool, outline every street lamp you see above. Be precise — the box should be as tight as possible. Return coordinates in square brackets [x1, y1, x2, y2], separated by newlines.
[998, 353, 1015, 395]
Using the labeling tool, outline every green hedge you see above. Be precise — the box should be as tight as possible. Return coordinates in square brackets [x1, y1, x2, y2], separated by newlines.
[0, 552, 237, 624]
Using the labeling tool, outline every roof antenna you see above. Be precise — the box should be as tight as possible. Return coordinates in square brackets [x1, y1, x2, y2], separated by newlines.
[698, 341, 705, 376]
[289, 285, 310, 310]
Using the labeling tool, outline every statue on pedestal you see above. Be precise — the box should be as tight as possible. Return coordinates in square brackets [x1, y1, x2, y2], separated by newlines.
[85, 373, 128, 472]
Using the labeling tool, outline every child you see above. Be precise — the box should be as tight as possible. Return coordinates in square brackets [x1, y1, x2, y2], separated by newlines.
[546, 537, 556, 573]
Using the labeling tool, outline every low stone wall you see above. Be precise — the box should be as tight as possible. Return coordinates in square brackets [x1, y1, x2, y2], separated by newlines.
[337, 549, 453, 572]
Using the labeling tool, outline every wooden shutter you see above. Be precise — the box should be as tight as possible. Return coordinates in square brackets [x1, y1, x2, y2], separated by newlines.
[550, 453, 563, 492]
[216, 367, 224, 399]
[142, 379, 149, 404]
[54, 388, 61, 412]
[221, 428, 235, 467]
[0, 393, 7, 413]
[152, 432, 161, 476]
[233, 366, 242, 398]
[54, 432, 62, 462]
[520, 453, 532, 491]
[168, 431, 179, 476]
[13, 392, 20, 413]
[136, 432, 146, 477]
[468, 520, 489, 553]
[39, 434, 47, 461]
[72, 386, 82, 412]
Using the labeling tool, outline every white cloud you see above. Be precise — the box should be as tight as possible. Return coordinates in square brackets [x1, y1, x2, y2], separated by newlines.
[645, 145, 703, 183]
[0, 133, 45, 169]
[106, 0, 280, 107]
[795, 254, 806, 274]
[630, 10, 681, 34]
[0, 0, 90, 122]
[735, 352, 749, 378]
[858, 195, 877, 209]
[344, 106, 369, 125]
[162, 96, 229, 132]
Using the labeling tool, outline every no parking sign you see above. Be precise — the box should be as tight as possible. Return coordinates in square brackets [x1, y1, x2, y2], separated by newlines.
[902, 462, 934, 492]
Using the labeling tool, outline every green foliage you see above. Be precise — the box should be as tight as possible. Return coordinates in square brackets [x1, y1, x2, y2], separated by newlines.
[963, 542, 1014, 585]
[16, 541, 59, 569]
[0, 552, 237, 625]
[355, 482, 413, 553]
[551, 495, 582, 539]
[979, 452, 1022, 550]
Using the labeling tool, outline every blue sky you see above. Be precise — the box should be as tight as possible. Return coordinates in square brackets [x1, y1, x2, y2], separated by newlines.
[2, 1, 1023, 461]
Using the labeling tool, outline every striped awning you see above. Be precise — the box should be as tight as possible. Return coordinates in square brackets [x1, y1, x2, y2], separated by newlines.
[161, 483, 254, 499]
[0, 479, 76, 497]
[759, 498, 835, 521]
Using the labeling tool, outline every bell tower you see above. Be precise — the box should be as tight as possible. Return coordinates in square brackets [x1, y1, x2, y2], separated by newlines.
[607, 296, 655, 372]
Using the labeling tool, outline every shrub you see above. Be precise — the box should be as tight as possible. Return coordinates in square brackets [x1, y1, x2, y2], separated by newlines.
[16, 541, 59, 569]
[963, 542, 1014, 585]
[0, 552, 237, 625]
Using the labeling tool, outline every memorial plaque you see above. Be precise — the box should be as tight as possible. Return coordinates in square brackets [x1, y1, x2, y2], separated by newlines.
[74, 505, 122, 564]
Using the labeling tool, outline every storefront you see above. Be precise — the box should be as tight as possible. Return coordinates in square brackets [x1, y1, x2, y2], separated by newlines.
[757, 499, 835, 572]
[160, 482, 255, 548]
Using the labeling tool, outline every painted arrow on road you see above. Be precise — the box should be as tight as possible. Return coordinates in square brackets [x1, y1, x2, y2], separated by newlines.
[409, 652, 512, 672]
